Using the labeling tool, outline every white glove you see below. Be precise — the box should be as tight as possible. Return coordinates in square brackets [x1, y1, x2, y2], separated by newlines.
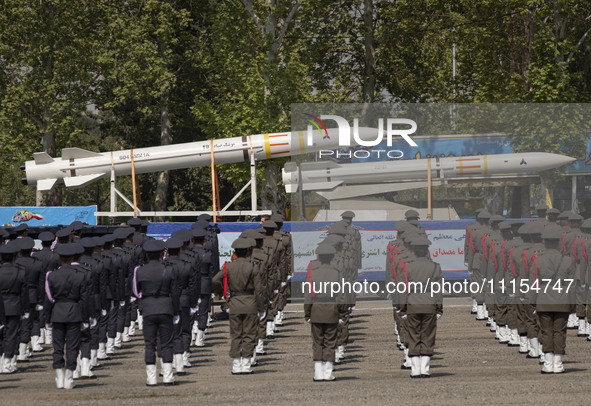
[0, 324, 4, 331]
[35, 304, 43, 311]
[273, 289, 279, 294]
[258, 311, 266, 321]
[338, 319, 344, 325]
[197, 298, 202, 305]
[280, 282, 287, 288]
[173, 315, 180, 325]
[22, 312, 30, 320]
[90, 318, 98, 328]
[211, 293, 215, 300]
[436, 314, 442, 320]
[45, 323, 53, 331]
[119, 300, 126, 307]
[190, 307, 198, 316]
[401, 314, 408, 321]
[81, 322, 90, 330]
[305, 318, 310, 324]
[130, 296, 137, 303]
[101, 309, 107, 317]
[287, 275, 293, 281]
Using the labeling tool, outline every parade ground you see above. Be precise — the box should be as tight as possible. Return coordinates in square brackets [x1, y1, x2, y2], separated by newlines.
[2, 297, 590, 405]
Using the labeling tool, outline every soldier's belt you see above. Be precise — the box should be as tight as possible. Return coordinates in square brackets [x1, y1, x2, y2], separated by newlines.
[229, 290, 254, 297]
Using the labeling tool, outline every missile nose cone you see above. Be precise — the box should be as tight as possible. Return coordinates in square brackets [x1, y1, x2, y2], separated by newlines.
[551, 153, 576, 167]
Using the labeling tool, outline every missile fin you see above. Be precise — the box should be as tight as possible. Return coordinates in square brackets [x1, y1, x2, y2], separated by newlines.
[37, 178, 58, 192]
[64, 173, 105, 188]
[61, 147, 102, 160]
[33, 152, 54, 165]
[301, 180, 343, 191]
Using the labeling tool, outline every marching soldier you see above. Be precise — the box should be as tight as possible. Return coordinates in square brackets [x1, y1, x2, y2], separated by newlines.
[191, 228, 215, 347]
[400, 236, 442, 378]
[0, 242, 28, 374]
[133, 239, 180, 386]
[563, 213, 586, 336]
[213, 238, 266, 374]
[465, 209, 484, 314]
[529, 226, 575, 374]
[270, 214, 292, 328]
[44, 243, 90, 389]
[470, 210, 492, 320]
[304, 244, 347, 381]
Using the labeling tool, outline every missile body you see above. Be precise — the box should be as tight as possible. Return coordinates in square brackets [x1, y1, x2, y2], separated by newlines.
[23, 127, 381, 192]
[282, 152, 576, 192]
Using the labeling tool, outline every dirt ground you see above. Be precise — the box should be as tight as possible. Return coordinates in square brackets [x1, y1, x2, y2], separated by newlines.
[2, 297, 591, 405]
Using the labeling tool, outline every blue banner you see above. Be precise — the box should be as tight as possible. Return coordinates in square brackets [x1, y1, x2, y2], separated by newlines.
[0, 206, 97, 226]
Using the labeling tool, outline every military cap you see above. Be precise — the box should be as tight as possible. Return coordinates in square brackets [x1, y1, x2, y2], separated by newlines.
[340, 211, 355, 219]
[405, 209, 420, 219]
[410, 236, 431, 246]
[408, 219, 420, 226]
[171, 229, 192, 242]
[197, 214, 212, 221]
[113, 227, 133, 240]
[557, 211, 571, 220]
[582, 219, 591, 229]
[55, 243, 78, 257]
[499, 221, 512, 230]
[535, 204, 548, 211]
[528, 222, 545, 235]
[0, 228, 9, 239]
[262, 220, 277, 229]
[38, 231, 55, 242]
[128, 218, 142, 227]
[232, 238, 254, 249]
[541, 226, 562, 240]
[14, 224, 29, 232]
[71, 243, 85, 255]
[401, 229, 420, 242]
[55, 228, 72, 238]
[92, 236, 103, 246]
[143, 239, 165, 253]
[191, 220, 210, 230]
[547, 208, 560, 215]
[316, 244, 336, 255]
[490, 215, 505, 223]
[102, 233, 116, 243]
[191, 228, 207, 239]
[79, 237, 96, 249]
[241, 229, 264, 240]
[328, 222, 347, 235]
[477, 211, 491, 220]
[16, 237, 35, 250]
[0, 242, 20, 255]
[324, 234, 345, 247]
[69, 221, 85, 231]
[270, 214, 285, 223]
[165, 238, 183, 250]
[518, 223, 531, 235]
[473, 208, 484, 215]
[568, 212, 583, 221]
[141, 219, 150, 227]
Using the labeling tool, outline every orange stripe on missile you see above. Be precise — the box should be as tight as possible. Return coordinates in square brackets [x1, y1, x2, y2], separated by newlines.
[269, 134, 288, 138]
[455, 165, 481, 169]
[270, 142, 289, 146]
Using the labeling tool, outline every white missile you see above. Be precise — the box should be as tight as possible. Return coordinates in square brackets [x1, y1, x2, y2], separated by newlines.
[22, 127, 384, 192]
[282, 152, 576, 193]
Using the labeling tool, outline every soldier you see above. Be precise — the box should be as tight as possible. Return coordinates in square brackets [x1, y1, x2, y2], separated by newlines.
[45, 243, 90, 389]
[580, 219, 591, 340]
[563, 213, 587, 336]
[547, 208, 560, 224]
[529, 226, 575, 374]
[164, 237, 198, 375]
[0, 242, 28, 374]
[15, 236, 44, 362]
[465, 209, 484, 314]
[533, 204, 549, 224]
[133, 239, 179, 386]
[191, 228, 215, 347]
[261, 220, 283, 338]
[270, 214, 292, 328]
[340, 211, 362, 310]
[32, 231, 60, 348]
[304, 244, 347, 381]
[470, 210, 492, 320]
[213, 238, 266, 374]
[400, 236, 442, 378]
[111, 227, 134, 350]
[485, 215, 504, 331]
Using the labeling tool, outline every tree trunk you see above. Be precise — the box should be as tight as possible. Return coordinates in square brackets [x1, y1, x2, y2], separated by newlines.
[261, 161, 283, 213]
[154, 97, 172, 221]
[483, 186, 504, 215]
[362, 0, 376, 103]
